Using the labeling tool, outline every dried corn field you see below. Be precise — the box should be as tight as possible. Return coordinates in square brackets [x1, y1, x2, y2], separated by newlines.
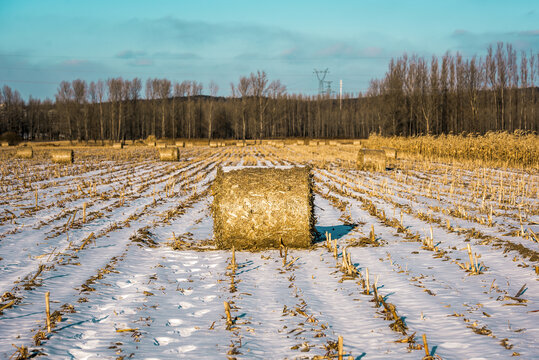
[0, 142, 537, 359]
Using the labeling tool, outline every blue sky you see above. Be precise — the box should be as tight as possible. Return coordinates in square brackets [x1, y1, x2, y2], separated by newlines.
[1, 0, 538, 100]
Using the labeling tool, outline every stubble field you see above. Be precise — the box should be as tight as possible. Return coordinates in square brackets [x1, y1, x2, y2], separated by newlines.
[0, 143, 537, 359]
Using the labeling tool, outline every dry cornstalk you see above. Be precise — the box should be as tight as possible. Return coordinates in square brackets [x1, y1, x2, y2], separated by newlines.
[224, 301, 232, 326]
[422, 334, 429, 357]
[338, 335, 344, 360]
[45, 291, 51, 333]
[77, 232, 95, 252]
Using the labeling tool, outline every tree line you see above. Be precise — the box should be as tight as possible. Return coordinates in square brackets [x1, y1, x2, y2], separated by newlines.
[0, 42, 537, 142]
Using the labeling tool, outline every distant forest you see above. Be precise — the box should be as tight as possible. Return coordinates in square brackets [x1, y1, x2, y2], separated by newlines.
[1, 42, 538, 142]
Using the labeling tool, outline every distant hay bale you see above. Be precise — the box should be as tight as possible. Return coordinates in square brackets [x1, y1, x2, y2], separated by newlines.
[296, 140, 305, 145]
[382, 147, 397, 160]
[185, 142, 194, 148]
[219, 142, 226, 147]
[145, 134, 157, 143]
[328, 140, 338, 146]
[158, 147, 179, 161]
[308, 140, 318, 146]
[16, 147, 33, 159]
[175, 141, 185, 147]
[236, 142, 245, 147]
[357, 149, 386, 171]
[156, 142, 167, 149]
[1, 142, 9, 147]
[112, 142, 123, 149]
[274, 141, 285, 148]
[209, 141, 218, 148]
[353, 139, 363, 146]
[51, 149, 74, 164]
[212, 166, 314, 250]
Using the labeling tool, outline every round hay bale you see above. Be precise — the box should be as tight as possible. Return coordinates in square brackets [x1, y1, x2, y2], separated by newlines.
[15, 147, 33, 159]
[296, 140, 305, 145]
[185, 142, 194, 148]
[353, 139, 363, 146]
[381, 147, 398, 160]
[357, 149, 386, 171]
[175, 141, 185, 147]
[1, 142, 10, 147]
[308, 140, 318, 146]
[209, 141, 218, 148]
[274, 141, 285, 148]
[236, 142, 245, 147]
[212, 166, 314, 250]
[158, 147, 179, 161]
[328, 140, 338, 146]
[51, 149, 74, 164]
[156, 142, 167, 149]
[112, 142, 124, 149]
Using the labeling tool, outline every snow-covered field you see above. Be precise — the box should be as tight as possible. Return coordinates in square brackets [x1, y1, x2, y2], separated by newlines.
[0, 145, 537, 359]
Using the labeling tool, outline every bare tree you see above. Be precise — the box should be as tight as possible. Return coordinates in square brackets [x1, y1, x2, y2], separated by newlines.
[237, 76, 252, 144]
[95, 80, 105, 144]
[56, 81, 74, 142]
[156, 79, 171, 138]
[207, 81, 219, 142]
[250, 70, 269, 139]
[72, 79, 87, 141]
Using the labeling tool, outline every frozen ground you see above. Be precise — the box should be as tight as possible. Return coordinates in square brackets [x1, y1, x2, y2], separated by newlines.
[0, 145, 537, 359]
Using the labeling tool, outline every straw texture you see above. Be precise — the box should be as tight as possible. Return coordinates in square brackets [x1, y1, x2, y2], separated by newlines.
[158, 147, 179, 161]
[51, 149, 74, 163]
[357, 149, 386, 171]
[212, 166, 314, 250]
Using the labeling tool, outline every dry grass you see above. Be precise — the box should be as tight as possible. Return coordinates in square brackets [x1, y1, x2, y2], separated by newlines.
[365, 131, 539, 169]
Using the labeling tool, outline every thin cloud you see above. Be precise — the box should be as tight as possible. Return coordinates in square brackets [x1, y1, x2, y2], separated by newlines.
[116, 50, 147, 59]
[450, 29, 539, 53]
[131, 58, 153, 66]
[61, 59, 88, 66]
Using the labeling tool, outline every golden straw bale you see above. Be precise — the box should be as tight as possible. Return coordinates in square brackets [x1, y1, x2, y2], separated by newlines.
[381, 147, 397, 159]
[357, 149, 386, 171]
[51, 149, 74, 164]
[236, 142, 245, 147]
[156, 142, 167, 148]
[1, 142, 9, 147]
[209, 141, 218, 148]
[175, 141, 185, 147]
[328, 140, 338, 146]
[112, 142, 123, 149]
[296, 140, 305, 145]
[15, 147, 33, 159]
[185, 142, 194, 148]
[308, 140, 318, 146]
[353, 139, 363, 146]
[212, 166, 314, 250]
[274, 141, 285, 148]
[158, 147, 179, 161]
